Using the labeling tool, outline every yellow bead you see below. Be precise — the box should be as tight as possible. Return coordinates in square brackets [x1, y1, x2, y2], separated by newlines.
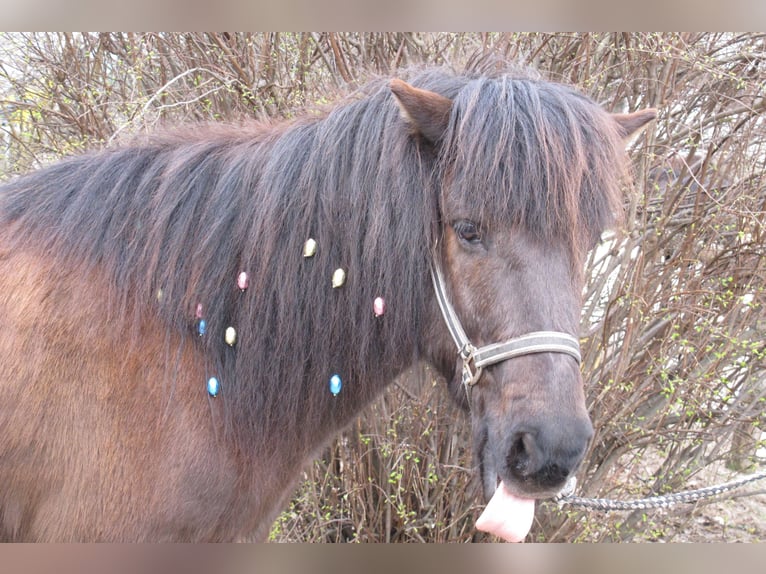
[225, 326, 237, 346]
[303, 238, 317, 257]
[332, 268, 346, 288]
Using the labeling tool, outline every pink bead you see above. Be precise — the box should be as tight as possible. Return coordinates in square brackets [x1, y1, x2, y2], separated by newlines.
[237, 271, 249, 291]
[373, 296, 386, 317]
[195, 303, 203, 319]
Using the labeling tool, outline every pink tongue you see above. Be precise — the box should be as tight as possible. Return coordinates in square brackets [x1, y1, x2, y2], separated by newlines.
[476, 481, 536, 542]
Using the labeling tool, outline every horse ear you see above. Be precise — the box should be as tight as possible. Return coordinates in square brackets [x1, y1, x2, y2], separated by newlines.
[390, 79, 452, 144]
[612, 108, 658, 144]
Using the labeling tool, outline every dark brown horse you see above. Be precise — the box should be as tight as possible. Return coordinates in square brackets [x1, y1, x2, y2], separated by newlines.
[0, 61, 655, 541]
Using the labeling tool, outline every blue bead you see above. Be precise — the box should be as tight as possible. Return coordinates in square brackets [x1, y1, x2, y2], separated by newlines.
[197, 319, 207, 336]
[329, 374, 342, 396]
[207, 376, 220, 397]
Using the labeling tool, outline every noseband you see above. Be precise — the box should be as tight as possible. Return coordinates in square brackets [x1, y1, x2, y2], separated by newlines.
[431, 261, 581, 401]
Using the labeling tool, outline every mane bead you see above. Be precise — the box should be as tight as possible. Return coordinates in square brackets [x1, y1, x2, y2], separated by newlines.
[329, 374, 342, 396]
[303, 238, 317, 258]
[207, 377, 220, 397]
[237, 272, 249, 291]
[331, 268, 346, 288]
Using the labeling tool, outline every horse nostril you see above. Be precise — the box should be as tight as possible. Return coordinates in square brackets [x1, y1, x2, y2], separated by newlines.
[505, 420, 592, 490]
[507, 431, 536, 478]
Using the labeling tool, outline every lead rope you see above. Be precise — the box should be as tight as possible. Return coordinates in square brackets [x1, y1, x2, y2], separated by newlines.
[552, 468, 766, 511]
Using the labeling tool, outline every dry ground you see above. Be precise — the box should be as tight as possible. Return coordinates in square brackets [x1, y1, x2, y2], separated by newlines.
[661, 487, 765, 542]
[630, 465, 766, 543]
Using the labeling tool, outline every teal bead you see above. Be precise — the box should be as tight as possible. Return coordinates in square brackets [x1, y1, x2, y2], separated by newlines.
[329, 374, 342, 396]
[207, 377, 220, 397]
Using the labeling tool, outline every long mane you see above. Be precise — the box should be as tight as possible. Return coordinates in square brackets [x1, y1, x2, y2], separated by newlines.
[0, 61, 626, 450]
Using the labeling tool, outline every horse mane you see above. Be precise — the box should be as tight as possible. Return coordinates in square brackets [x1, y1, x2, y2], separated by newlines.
[0, 59, 627, 451]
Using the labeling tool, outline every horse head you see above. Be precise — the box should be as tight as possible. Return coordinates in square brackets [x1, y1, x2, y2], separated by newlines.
[391, 77, 656, 540]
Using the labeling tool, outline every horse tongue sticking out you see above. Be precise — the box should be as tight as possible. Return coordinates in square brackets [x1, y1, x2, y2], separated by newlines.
[475, 482, 536, 542]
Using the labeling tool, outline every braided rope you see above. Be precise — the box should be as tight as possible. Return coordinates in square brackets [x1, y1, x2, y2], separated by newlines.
[553, 468, 766, 511]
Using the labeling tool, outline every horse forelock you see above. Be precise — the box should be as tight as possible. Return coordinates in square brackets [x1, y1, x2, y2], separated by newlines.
[435, 72, 627, 261]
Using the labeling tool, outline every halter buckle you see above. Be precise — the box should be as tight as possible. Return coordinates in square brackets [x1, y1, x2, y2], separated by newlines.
[459, 344, 483, 389]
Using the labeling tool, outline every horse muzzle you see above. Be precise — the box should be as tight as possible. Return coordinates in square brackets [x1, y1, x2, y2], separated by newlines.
[478, 404, 593, 501]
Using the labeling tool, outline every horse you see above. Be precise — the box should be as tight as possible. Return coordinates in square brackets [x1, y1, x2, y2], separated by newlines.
[0, 61, 655, 541]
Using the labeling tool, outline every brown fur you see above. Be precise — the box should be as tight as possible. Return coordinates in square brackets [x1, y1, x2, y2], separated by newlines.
[0, 240, 254, 540]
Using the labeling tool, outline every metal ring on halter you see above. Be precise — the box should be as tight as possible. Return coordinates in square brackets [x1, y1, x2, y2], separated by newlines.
[460, 348, 482, 387]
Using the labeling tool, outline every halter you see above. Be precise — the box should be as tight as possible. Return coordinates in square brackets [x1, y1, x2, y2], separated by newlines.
[430, 261, 581, 401]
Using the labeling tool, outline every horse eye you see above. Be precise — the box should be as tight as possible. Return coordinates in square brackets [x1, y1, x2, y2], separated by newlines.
[453, 220, 482, 245]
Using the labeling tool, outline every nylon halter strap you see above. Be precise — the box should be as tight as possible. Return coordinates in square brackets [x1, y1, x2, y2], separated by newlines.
[430, 261, 582, 400]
